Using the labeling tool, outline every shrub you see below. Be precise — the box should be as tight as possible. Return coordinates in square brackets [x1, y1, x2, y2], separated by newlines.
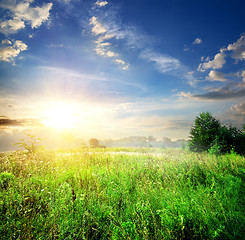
[0, 172, 14, 189]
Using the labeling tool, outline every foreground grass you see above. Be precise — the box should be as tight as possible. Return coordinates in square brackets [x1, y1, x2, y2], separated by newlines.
[1, 148, 245, 239]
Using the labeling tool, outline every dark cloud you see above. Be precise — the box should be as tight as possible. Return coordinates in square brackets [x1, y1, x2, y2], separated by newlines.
[0, 117, 43, 128]
[193, 88, 245, 100]
[193, 80, 245, 100]
[0, 118, 25, 127]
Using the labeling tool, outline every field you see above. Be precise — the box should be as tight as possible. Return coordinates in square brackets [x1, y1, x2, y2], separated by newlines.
[1, 147, 245, 239]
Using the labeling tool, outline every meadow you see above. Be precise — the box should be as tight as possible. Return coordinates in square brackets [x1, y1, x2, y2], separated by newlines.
[1, 147, 245, 239]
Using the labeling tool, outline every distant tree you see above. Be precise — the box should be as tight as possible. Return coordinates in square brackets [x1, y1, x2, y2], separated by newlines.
[189, 112, 221, 152]
[89, 138, 100, 148]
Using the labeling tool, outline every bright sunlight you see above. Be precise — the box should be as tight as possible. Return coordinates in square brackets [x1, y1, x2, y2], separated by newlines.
[42, 102, 79, 129]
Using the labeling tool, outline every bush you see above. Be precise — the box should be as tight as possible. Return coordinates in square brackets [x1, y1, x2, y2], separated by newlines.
[0, 172, 15, 189]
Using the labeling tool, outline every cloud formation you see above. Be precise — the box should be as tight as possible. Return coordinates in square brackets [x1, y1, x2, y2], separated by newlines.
[198, 49, 226, 71]
[90, 16, 107, 35]
[89, 10, 129, 70]
[0, 117, 42, 129]
[227, 35, 245, 61]
[193, 84, 245, 100]
[206, 70, 227, 82]
[0, 0, 53, 35]
[0, 118, 25, 127]
[198, 35, 245, 72]
[0, 39, 27, 63]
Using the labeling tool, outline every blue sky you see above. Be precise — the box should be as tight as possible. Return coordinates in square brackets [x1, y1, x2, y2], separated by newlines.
[0, 0, 245, 142]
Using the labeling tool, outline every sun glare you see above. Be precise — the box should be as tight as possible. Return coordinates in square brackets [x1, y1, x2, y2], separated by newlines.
[42, 102, 78, 129]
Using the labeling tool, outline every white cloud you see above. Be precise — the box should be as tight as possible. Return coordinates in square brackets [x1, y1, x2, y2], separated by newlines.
[106, 51, 118, 57]
[15, 1, 53, 28]
[198, 35, 245, 72]
[0, 17, 25, 34]
[206, 70, 227, 82]
[0, 40, 27, 63]
[90, 16, 107, 35]
[227, 35, 245, 61]
[115, 59, 125, 65]
[0, 0, 53, 35]
[198, 49, 226, 71]
[193, 38, 202, 45]
[95, 1, 108, 7]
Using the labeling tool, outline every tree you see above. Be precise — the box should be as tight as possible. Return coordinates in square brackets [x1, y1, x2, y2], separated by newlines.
[89, 138, 100, 148]
[189, 112, 221, 152]
[189, 112, 245, 155]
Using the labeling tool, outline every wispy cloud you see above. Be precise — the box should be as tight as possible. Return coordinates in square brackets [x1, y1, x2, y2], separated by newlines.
[89, 1, 199, 80]
[89, 7, 129, 70]
[140, 49, 181, 73]
[140, 49, 197, 86]
[193, 37, 202, 45]
[48, 43, 64, 48]
[38, 66, 108, 82]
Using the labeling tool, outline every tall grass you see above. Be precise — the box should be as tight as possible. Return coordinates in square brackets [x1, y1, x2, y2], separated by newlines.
[1, 148, 245, 239]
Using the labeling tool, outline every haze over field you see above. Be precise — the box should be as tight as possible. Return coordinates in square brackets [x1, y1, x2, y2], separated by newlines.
[0, 0, 245, 150]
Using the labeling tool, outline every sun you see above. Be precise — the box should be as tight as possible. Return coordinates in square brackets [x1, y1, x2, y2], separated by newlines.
[42, 102, 78, 129]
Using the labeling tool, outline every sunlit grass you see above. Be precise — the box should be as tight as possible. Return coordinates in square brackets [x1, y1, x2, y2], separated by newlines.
[1, 148, 245, 239]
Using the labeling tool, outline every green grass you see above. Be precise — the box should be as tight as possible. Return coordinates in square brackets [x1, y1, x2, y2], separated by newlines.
[1, 148, 245, 239]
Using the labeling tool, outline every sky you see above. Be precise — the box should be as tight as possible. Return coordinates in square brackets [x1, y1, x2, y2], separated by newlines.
[0, 0, 245, 147]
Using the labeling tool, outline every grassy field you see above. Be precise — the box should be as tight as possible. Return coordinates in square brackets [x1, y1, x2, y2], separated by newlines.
[1, 147, 245, 239]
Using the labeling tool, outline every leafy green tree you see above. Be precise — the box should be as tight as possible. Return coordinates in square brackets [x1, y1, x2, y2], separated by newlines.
[189, 113, 245, 155]
[189, 112, 221, 152]
[89, 138, 100, 148]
